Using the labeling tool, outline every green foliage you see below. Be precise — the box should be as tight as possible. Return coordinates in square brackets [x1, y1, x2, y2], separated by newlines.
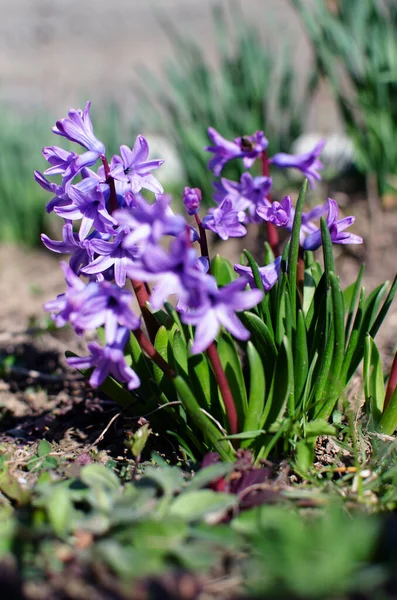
[0, 456, 394, 597]
[134, 2, 312, 204]
[292, 0, 397, 195]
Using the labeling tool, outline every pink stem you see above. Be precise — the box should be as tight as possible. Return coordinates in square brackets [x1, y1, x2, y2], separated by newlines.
[206, 342, 238, 434]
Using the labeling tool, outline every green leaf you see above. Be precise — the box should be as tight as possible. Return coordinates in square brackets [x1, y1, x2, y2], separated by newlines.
[38, 439, 52, 457]
[344, 265, 365, 341]
[288, 179, 307, 316]
[211, 254, 237, 286]
[141, 465, 184, 498]
[173, 376, 234, 460]
[295, 438, 316, 472]
[170, 329, 189, 378]
[363, 335, 385, 424]
[81, 464, 121, 492]
[320, 216, 336, 284]
[262, 336, 294, 428]
[186, 350, 212, 412]
[369, 273, 397, 339]
[169, 490, 237, 521]
[379, 384, 397, 436]
[304, 419, 337, 438]
[242, 249, 273, 329]
[152, 326, 178, 403]
[47, 487, 73, 538]
[294, 310, 309, 405]
[217, 331, 248, 426]
[242, 342, 266, 441]
[187, 463, 235, 490]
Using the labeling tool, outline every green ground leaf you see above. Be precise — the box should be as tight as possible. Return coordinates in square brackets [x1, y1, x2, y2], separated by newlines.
[169, 490, 237, 521]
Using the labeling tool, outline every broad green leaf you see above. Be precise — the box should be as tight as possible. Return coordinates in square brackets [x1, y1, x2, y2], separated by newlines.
[187, 463, 235, 490]
[211, 254, 237, 286]
[187, 348, 215, 412]
[262, 336, 294, 428]
[242, 342, 266, 440]
[379, 384, 397, 436]
[369, 273, 397, 339]
[153, 326, 177, 403]
[320, 216, 336, 285]
[173, 376, 234, 460]
[170, 329, 189, 378]
[363, 335, 385, 424]
[47, 487, 73, 538]
[242, 249, 272, 327]
[294, 310, 309, 404]
[217, 331, 248, 426]
[295, 438, 316, 472]
[81, 464, 121, 492]
[344, 265, 364, 341]
[169, 490, 237, 521]
[317, 272, 346, 419]
[38, 440, 52, 457]
[347, 282, 389, 381]
[223, 430, 265, 440]
[141, 465, 184, 498]
[304, 419, 337, 438]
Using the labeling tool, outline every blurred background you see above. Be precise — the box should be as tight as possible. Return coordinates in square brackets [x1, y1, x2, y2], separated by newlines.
[1, 0, 397, 353]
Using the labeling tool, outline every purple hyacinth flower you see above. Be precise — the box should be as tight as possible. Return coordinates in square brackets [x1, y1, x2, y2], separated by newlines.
[206, 128, 268, 176]
[183, 186, 202, 216]
[234, 256, 282, 290]
[42, 146, 79, 179]
[126, 234, 206, 310]
[110, 136, 164, 195]
[202, 198, 247, 241]
[256, 196, 292, 227]
[214, 173, 272, 221]
[181, 277, 263, 354]
[52, 101, 105, 157]
[67, 327, 140, 390]
[81, 227, 138, 287]
[54, 184, 116, 240]
[269, 140, 326, 189]
[302, 198, 363, 251]
[41, 222, 96, 275]
[34, 170, 71, 213]
[45, 263, 140, 343]
[115, 194, 185, 248]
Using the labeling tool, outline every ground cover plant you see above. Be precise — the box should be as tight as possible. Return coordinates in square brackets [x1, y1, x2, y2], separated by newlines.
[1, 100, 397, 598]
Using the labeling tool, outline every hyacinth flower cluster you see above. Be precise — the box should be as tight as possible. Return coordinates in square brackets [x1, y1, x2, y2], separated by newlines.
[38, 102, 397, 463]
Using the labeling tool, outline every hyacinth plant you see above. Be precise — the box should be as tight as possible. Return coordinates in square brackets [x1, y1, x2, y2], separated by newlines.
[36, 102, 397, 467]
